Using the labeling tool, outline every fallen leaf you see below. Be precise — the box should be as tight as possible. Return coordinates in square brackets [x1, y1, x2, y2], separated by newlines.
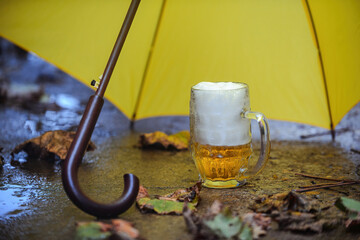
[204, 210, 244, 239]
[139, 130, 190, 150]
[251, 191, 340, 233]
[335, 197, 360, 231]
[242, 213, 271, 239]
[138, 198, 194, 215]
[136, 182, 201, 215]
[156, 181, 201, 203]
[75, 222, 112, 240]
[136, 185, 150, 201]
[251, 191, 319, 213]
[111, 219, 140, 239]
[183, 200, 254, 240]
[76, 219, 140, 240]
[11, 130, 96, 161]
[274, 212, 319, 232]
[335, 197, 360, 213]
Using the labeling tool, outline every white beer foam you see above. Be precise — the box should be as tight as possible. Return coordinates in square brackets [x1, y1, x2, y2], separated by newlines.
[192, 81, 245, 91]
[192, 82, 250, 146]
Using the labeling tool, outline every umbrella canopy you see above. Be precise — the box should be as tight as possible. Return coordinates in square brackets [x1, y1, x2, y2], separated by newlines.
[0, 0, 359, 130]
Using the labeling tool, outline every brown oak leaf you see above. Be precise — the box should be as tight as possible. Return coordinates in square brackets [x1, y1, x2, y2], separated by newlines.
[12, 130, 95, 161]
[139, 130, 189, 150]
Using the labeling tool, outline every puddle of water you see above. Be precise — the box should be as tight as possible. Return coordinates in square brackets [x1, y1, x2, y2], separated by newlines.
[42, 110, 81, 131]
[12, 151, 28, 164]
[0, 184, 31, 218]
[10, 150, 62, 177]
[24, 120, 41, 135]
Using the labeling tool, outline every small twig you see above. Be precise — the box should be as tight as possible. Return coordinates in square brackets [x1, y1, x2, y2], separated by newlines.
[294, 173, 360, 183]
[299, 182, 345, 188]
[294, 181, 358, 193]
[294, 172, 360, 192]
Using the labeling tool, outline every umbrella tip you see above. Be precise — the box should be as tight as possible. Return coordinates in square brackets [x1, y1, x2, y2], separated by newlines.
[130, 113, 136, 130]
[130, 120, 135, 130]
[330, 123, 335, 142]
[331, 129, 335, 142]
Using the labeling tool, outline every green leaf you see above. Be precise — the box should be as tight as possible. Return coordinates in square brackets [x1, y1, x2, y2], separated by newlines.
[335, 197, 360, 213]
[75, 222, 111, 240]
[239, 225, 253, 240]
[138, 197, 196, 215]
[204, 212, 242, 239]
[137, 183, 201, 215]
[204, 209, 253, 240]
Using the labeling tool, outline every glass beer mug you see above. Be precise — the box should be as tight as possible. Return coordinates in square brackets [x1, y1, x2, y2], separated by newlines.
[190, 82, 270, 188]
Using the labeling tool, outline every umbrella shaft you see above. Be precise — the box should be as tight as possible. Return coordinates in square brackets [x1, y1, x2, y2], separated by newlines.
[97, 0, 141, 97]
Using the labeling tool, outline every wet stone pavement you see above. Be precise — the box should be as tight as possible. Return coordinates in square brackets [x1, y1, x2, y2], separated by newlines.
[1, 39, 360, 239]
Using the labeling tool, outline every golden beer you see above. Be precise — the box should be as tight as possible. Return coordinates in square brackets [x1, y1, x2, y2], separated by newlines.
[190, 82, 270, 188]
[191, 142, 252, 188]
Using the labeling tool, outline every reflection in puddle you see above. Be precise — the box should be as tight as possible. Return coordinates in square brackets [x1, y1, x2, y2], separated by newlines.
[41, 93, 82, 131]
[43, 110, 81, 130]
[24, 120, 41, 135]
[12, 151, 28, 164]
[0, 185, 31, 218]
[50, 93, 80, 110]
[11, 150, 62, 176]
[20, 93, 83, 134]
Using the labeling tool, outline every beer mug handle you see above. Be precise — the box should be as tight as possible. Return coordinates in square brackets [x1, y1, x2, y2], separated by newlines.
[243, 111, 270, 178]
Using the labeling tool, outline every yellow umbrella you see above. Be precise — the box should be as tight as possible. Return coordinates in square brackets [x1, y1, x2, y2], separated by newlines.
[1, 0, 360, 217]
[0, 0, 359, 133]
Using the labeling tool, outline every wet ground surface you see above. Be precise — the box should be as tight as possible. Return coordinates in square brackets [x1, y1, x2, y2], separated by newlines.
[1, 39, 360, 239]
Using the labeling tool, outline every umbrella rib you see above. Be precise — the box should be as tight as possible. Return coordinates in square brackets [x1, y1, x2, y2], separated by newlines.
[303, 0, 335, 140]
[130, 0, 168, 128]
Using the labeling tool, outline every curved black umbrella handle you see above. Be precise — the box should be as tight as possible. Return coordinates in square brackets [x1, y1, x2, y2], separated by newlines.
[62, 95, 139, 218]
[62, 0, 141, 218]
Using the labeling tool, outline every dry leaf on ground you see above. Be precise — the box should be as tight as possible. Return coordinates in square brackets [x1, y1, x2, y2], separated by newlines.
[136, 182, 201, 215]
[242, 213, 272, 239]
[183, 200, 255, 240]
[76, 219, 140, 240]
[12, 130, 95, 161]
[139, 130, 190, 150]
[251, 191, 340, 233]
[251, 191, 319, 213]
